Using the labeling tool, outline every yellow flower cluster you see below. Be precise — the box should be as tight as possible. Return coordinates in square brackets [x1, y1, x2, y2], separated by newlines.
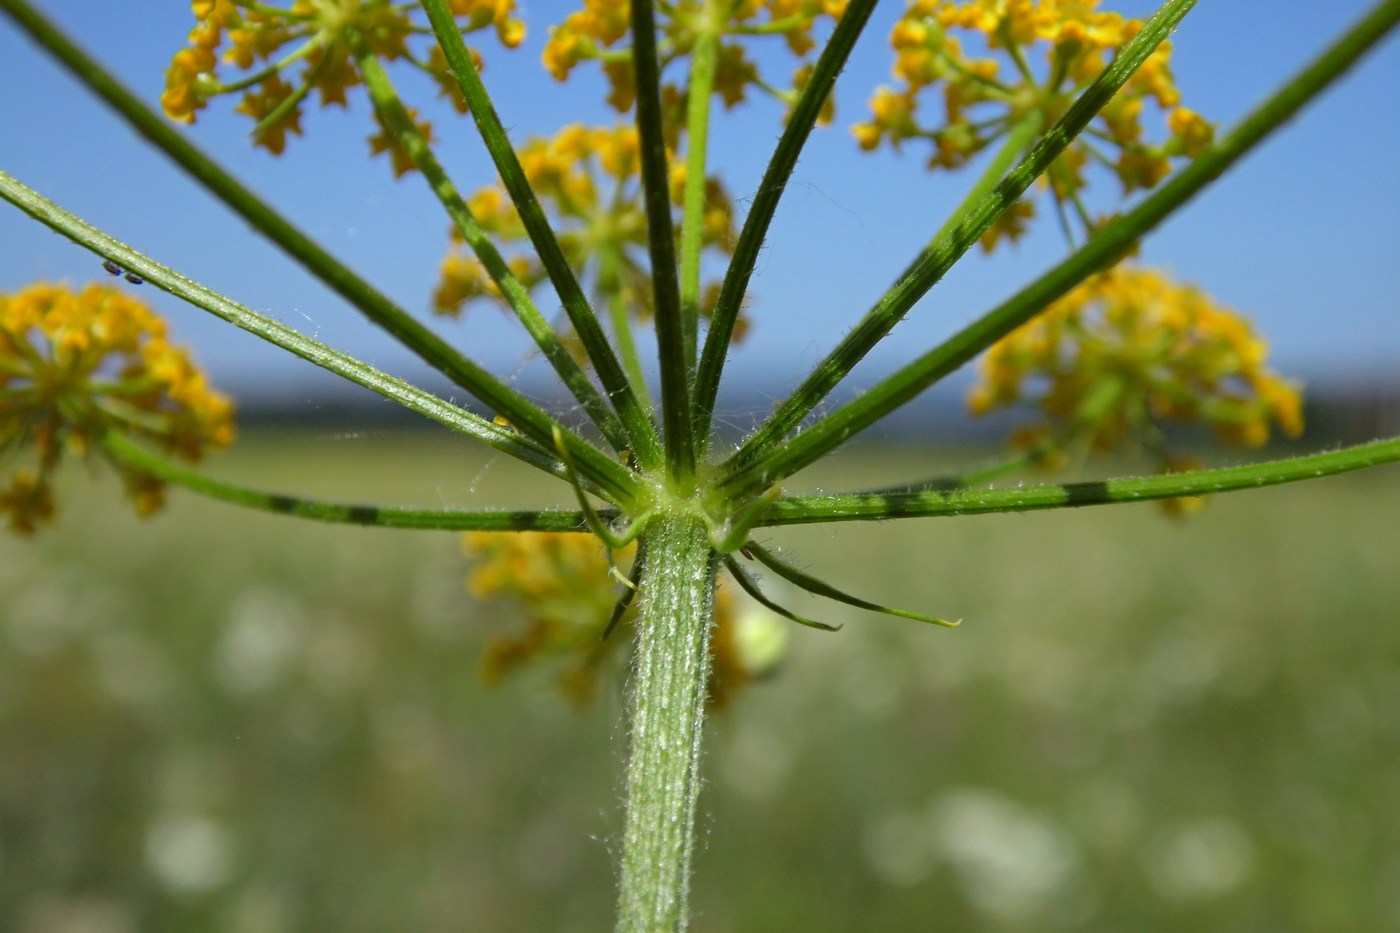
[433, 124, 742, 337]
[967, 266, 1303, 458]
[854, 0, 1214, 249]
[463, 532, 754, 708]
[1, 282, 235, 534]
[161, 0, 524, 161]
[543, 0, 847, 118]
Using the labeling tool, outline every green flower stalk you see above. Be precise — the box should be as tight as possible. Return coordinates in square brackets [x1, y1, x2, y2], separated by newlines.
[3, 0, 1399, 929]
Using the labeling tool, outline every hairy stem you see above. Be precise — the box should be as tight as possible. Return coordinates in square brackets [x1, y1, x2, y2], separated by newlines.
[601, 246, 657, 415]
[923, 111, 1044, 249]
[679, 5, 719, 371]
[630, 0, 695, 483]
[758, 436, 1400, 525]
[693, 0, 879, 448]
[102, 433, 597, 532]
[616, 510, 717, 932]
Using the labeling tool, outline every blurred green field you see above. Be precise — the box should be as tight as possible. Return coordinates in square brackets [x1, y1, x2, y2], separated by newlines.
[2, 431, 1398, 932]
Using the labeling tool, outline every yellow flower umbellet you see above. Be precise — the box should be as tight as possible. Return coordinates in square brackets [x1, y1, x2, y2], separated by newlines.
[854, 0, 1214, 249]
[0, 282, 235, 534]
[543, 0, 847, 121]
[967, 264, 1303, 473]
[433, 123, 744, 338]
[162, 0, 524, 164]
[464, 532, 755, 708]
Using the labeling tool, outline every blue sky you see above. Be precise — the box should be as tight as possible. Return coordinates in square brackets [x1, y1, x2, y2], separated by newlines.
[2, 1, 1397, 419]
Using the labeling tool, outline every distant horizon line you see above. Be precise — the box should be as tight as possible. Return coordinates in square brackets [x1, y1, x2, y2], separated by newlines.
[225, 375, 1400, 446]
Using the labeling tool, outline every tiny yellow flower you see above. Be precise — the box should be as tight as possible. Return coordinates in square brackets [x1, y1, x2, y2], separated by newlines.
[0, 470, 55, 536]
[232, 73, 303, 155]
[367, 107, 436, 179]
[1167, 106, 1215, 157]
[450, 0, 528, 48]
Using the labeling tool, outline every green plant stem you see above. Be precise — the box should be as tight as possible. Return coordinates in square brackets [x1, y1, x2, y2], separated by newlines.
[353, 44, 632, 456]
[721, 0, 1198, 479]
[719, 0, 1400, 501]
[0, 169, 637, 503]
[863, 440, 1069, 496]
[924, 111, 1045, 249]
[600, 246, 656, 415]
[102, 433, 598, 532]
[678, 8, 719, 371]
[0, 0, 560, 447]
[630, 0, 696, 484]
[616, 510, 717, 933]
[693, 0, 879, 449]
[757, 436, 1400, 526]
[418, 0, 663, 471]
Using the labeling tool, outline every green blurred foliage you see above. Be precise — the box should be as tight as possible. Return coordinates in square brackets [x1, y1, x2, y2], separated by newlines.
[2, 433, 1397, 931]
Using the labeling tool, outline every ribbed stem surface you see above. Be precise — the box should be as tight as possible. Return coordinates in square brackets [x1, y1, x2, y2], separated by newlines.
[616, 511, 717, 932]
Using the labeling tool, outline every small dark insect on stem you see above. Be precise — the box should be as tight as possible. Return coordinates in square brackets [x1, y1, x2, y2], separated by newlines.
[100, 258, 143, 285]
